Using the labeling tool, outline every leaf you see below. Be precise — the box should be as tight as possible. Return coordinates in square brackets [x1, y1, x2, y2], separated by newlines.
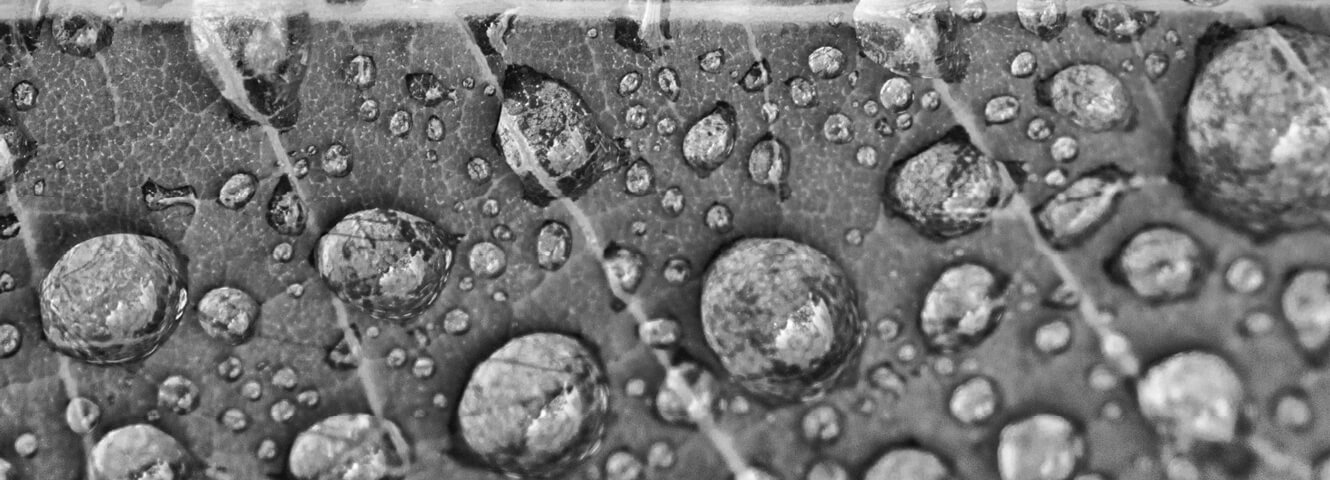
[0, 1, 1329, 480]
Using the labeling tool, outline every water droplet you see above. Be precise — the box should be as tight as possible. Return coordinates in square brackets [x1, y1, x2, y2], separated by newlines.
[1033, 318, 1072, 354]
[621, 158, 655, 196]
[265, 175, 306, 236]
[739, 60, 773, 92]
[190, 12, 309, 128]
[241, 380, 264, 401]
[1034, 166, 1128, 248]
[655, 362, 718, 425]
[801, 404, 843, 444]
[1042, 64, 1132, 131]
[1049, 136, 1079, 162]
[442, 308, 471, 335]
[0, 273, 13, 293]
[879, 77, 913, 111]
[647, 441, 675, 470]
[11, 81, 36, 111]
[1008, 51, 1037, 78]
[0, 322, 19, 358]
[325, 330, 360, 370]
[624, 104, 648, 130]
[638, 317, 681, 349]
[65, 397, 99, 434]
[1223, 256, 1265, 293]
[949, 375, 1000, 424]
[343, 54, 376, 89]
[1016, 0, 1069, 39]
[864, 448, 952, 480]
[1239, 311, 1275, 338]
[1083, 3, 1157, 41]
[984, 95, 1020, 124]
[997, 414, 1084, 480]
[1144, 51, 1169, 79]
[895, 113, 914, 130]
[958, 0, 988, 22]
[702, 238, 863, 400]
[618, 71, 642, 96]
[40, 234, 187, 364]
[481, 198, 500, 217]
[271, 366, 297, 390]
[747, 135, 791, 198]
[468, 241, 507, 279]
[661, 257, 691, 284]
[788, 77, 818, 107]
[535, 220, 572, 272]
[1138, 351, 1243, 445]
[606, 450, 644, 480]
[465, 157, 492, 184]
[682, 102, 738, 177]
[217, 356, 244, 381]
[459, 333, 609, 476]
[920, 263, 1006, 352]
[699, 48, 726, 73]
[156, 375, 200, 415]
[854, 0, 966, 81]
[704, 203, 734, 233]
[317, 142, 352, 177]
[387, 109, 412, 137]
[604, 243, 646, 294]
[821, 113, 854, 144]
[885, 134, 1015, 238]
[219, 408, 249, 432]
[1109, 226, 1206, 302]
[91, 425, 192, 480]
[1281, 269, 1330, 353]
[660, 187, 686, 217]
[404, 72, 449, 106]
[655, 67, 681, 101]
[316, 209, 457, 321]
[1271, 388, 1312, 432]
[808, 46, 846, 79]
[269, 399, 295, 423]
[289, 414, 404, 480]
[356, 97, 380, 122]
[216, 172, 258, 210]
[1026, 117, 1053, 141]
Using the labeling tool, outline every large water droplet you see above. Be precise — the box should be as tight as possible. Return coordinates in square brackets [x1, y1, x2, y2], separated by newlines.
[701, 238, 863, 400]
[808, 46, 846, 79]
[1033, 166, 1128, 248]
[91, 425, 195, 480]
[1040, 64, 1133, 131]
[878, 77, 913, 111]
[1083, 3, 1157, 41]
[682, 102, 738, 177]
[265, 175, 306, 236]
[604, 243, 646, 294]
[863, 448, 952, 480]
[52, 13, 114, 58]
[315, 209, 457, 321]
[919, 263, 1006, 352]
[288, 414, 404, 480]
[190, 11, 309, 128]
[1138, 351, 1243, 446]
[1108, 226, 1207, 302]
[458, 333, 609, 476]
[343, 54, 375, 89]
[1016, 0, 1069, 39]
[468, 241, 507, 279]
[884, 133, 1015, 239]
[496, 65, 628, 205]
[40, 234, 187, 364]
[997, 414, 1084, 480]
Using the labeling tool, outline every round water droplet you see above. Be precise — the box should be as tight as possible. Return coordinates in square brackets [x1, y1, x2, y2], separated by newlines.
[1010, 51, 1037, 77]
[864, 448, 952, 480]
[662, 257, 691, 284]
[91, 424, 195, 480]
[356, 97, 380, 122]
[157, 375, 199, 415]
[1138, 351, 1243, 445]
[1026, 117, 1053, 141]
[624, 158, 655, 196]
[739, 60, 773, 92]
[459, 333, 609, 476]
[220, 408, 249, 432]
[216, 356, 243, 381]
[535, 220, 572, 271]
[701, 238, 863, 400]
[316, 209, 457, 321]
[604, 243, 646, 294]
[748, 135, 791, 198]
[984, 95, 1020, 124]
[605, 450, 644, 480]
[270, 399, 296, 423]
[218, 172, 258, 209]
[618, 71, 642, 96]
[1042, 64, 1132, 131]
[1016, 0, 1069, 39]
[0, 322, 19, 358]
[654, 362, 718, 425]
[198, 286, 258, 344]
[800, 404, 843, 444]
[879, 77, 913, 111]
[1033, 318, 1072, 354]
[997, 414, 1084, 480]
[638, 317, 681, 349]
[704, 203, 734, 233]
[242, 380, 263, 401]
[1224, 256, 1265, 293]
[387, 109, 412, 137]
[468, 241, 507, 279]
[272, 366, 297, 390]
[466, 157, 492, 183]
[65, 397, 99, 434]
[1271, 388, 1313, 432]
[920, 263, 1007, 352]
[11, 81, 37, 111]
[885, 135, 1015, 239]
[404, 72, 449, 106]
[40, 234, 187, 364]
[699, 48, 726, 73]
[808, 46, 846, 79]
[319, 143, 352, 178]
[1109, 226, 1206, 302]
[682, 102, 738, 177]
[958, 0, 988, 22]
[624, 104, 648, 130]
[1144, 52, 1169, 79]
[289, 414, 404, 480]
[647, 441, 675, 469]
[821, 113, 854, 144]
[443, 308, 471, 335]
[1281, 269, 1330, 353]
[950, 375, 1000, 424]
[788, 77, 818, 108]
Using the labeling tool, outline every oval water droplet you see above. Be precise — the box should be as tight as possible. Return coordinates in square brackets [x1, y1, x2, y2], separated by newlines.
[157, 375, 200, 415]
[266, 175, 306, 236]
[468, 241, 507, 279]
[655, 67, 680, 101]
[604, 243, 646, 294]
[343, 54, 376, 89]
[739, 60, 772, 92]
[1033, 166, 1128, 248]
[808, 46, 846, 79]
[190, 11, 309, 128]
[682, 102, 738, 177]
[1281, 269, 1330, 354]
[1138, 351, 1243, 445]
[747, 134, 791, 199]
[315, 209, 457, 321]
[1041, 64, 1132, 131]
[535, 220, 572, 271]
[288, 414, 404, 480]
[919, 263, 1007, 352]
[91, 424, 195, 480]
[1109, 226, 1207, 302]
[864, 448, 952, 480]
[884, 133, 1015, 239]
[1083, 3, 1157, 41]
[40, 234, 187, 364]
[788, 77, 818, 108]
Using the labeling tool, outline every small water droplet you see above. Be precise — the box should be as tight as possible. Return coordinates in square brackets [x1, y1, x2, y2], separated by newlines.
[660, 187, 685, 217]
[604, 243, 646, 294]
[1224, 256, 1265, 293]
[950, 375, 1000, 424]
[443, 308, 471, 335]
[618, 71, 642, 96]
[1083, 3, 1157, 41]
[984, 95, 1020, 124]
[1144, 52, 1170, 79]
[343, 54, 376, 89]
[1271, 388, 1313, 432]
[65, 397, 99, 435]
[801, 404, 843, 444]
[864, 448, 951, 480]
[1033, 318, 1072, 354]
[1281, 270, 1330, 353]
[638, 317, 681, 349]
[535, 220, 572, 271]
[466, 157, 492, 183]
[822, 113, 854, 144]
[704, 203, 734, 233]
[997, 414, 1084, 480]
[879, 77, 913, 111]
[747, 135, 791, 198]
[788, 77, 818, 108]
[698, 48, 726, 73]
[808, 46, 846, 79]
[157, 375, 199, 415]
[11, 81, 37, 111]
[655, 67, 681, 101]
[1033, 166, 1127, 248]
[1016, 0, 1069, 39]
[356, 97, 380, 122]
[1109, 226, 1206, 302]
[220, 408, 249, 432]
[217, 356, 244, 381]
[920, 263, 1006, 352]
[1026, 117, 1053, 141]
